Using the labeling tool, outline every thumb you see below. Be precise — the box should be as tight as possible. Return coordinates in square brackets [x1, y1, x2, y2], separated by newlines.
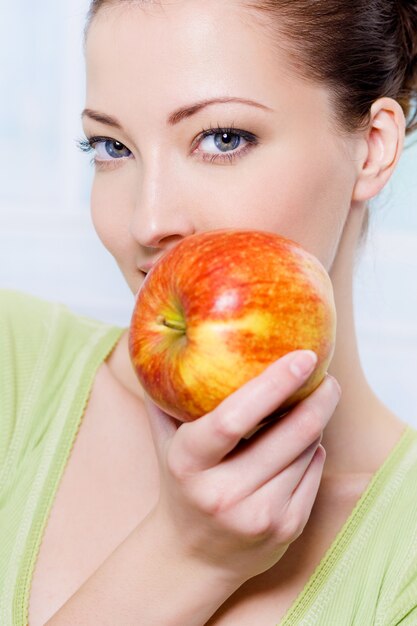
[143, 392, 181, 460]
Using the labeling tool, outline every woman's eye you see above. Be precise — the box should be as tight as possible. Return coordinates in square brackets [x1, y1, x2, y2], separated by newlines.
[77, 136, 133, 170]
[199, 132, 244, 154]
[194, 127, 258, 164]
[94, 139, 132, 161]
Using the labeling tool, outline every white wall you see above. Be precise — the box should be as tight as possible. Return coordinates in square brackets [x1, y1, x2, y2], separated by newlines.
[1, 1, 416, 425]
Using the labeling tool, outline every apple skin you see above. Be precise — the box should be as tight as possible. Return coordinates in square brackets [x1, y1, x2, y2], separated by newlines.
[129, 229, 337, 422]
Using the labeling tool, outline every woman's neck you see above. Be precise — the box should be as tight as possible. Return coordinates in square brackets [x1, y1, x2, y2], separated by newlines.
[324, 202, 405, 476]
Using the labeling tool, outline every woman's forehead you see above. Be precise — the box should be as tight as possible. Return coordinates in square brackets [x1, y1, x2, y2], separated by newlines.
[84, 1, 332, 125]
[85, 0, 289, 81]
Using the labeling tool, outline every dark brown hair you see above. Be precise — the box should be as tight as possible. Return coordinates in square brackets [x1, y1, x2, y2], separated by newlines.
[85, 0, 417, 139]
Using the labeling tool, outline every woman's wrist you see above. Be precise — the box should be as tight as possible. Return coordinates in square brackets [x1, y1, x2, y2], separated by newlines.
[141, 505, 247, 593]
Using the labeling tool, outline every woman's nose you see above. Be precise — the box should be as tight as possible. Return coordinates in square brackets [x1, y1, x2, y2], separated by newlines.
[129, 163, 195, 249]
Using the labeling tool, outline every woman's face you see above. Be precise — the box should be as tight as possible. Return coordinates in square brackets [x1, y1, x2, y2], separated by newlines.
[84, 0, 363, 295]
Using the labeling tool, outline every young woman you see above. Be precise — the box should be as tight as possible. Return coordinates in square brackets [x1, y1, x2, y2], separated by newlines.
[1, 1, 417, 624]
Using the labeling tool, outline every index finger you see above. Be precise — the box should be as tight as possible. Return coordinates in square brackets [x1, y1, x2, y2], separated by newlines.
[172, 350, 318, 473]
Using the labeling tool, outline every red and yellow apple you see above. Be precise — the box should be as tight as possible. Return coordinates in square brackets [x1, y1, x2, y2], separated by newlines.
[129, 229, 337, 422]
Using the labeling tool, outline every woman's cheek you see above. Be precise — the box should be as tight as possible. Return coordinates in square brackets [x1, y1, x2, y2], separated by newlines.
[267, 146, 352, 267]
[90, 173, 131, 254]
[90, 181, 113, 252]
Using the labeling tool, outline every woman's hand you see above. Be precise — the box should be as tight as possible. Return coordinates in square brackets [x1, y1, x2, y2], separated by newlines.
[144, 350, 341, 586]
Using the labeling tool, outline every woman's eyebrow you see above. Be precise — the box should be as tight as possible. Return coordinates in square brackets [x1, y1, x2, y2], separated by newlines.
[81, 108, 124, 129]
[167, 97, 274, 125]
[81, 97, 273, 130]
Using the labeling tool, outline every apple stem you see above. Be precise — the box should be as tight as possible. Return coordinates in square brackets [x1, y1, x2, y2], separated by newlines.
[157, 315, 186, 332]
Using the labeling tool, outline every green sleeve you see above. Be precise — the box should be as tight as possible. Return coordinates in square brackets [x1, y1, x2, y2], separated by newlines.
[0, 289, 58, 480]
[393, 606, 417, 625]
[384, 559, 417, 626]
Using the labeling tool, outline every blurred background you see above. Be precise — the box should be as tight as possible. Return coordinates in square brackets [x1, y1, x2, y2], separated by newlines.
[0, 1, 416, 425]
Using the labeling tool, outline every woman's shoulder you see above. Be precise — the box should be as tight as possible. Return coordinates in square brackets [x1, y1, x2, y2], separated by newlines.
[0, 288, 123, 350]
[0, 289, 125, 480]
[376, 425, 417, 532]
[0, 289, 61, 387]
[0, 287, 54, 327]
[0, 288, 84, 345]
[374, 426, 417, 624]
[1, 288, 125, 387]
[0, 287, 125, 409]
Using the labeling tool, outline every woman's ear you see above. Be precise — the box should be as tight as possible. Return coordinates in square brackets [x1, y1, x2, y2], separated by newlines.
[352, 97, 406, 202]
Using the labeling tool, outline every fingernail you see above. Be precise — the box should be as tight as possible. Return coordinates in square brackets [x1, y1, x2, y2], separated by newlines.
[289, 350, 318, 379]
[327, 375, 342, 397]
